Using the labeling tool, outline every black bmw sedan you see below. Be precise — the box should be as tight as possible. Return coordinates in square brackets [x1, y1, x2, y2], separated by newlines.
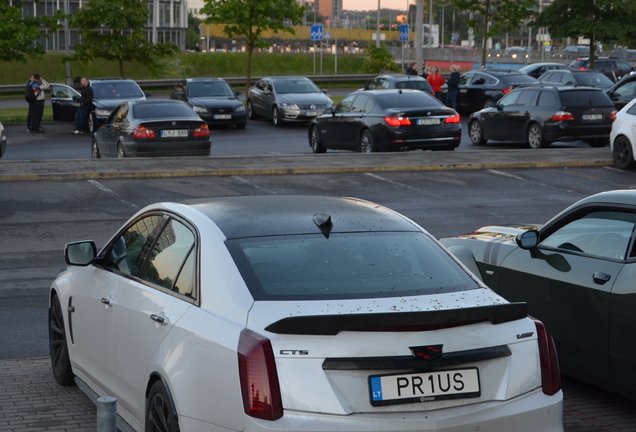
[308, 89, 461, 153]
[91, 99, 212, 158]
[170, 78, 247, 129]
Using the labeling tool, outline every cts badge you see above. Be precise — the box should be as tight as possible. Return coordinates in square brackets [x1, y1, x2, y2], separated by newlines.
[280, 350, 309, 355]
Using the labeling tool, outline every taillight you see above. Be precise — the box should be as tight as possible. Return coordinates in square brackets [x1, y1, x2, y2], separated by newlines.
[193, 123, 210, 137]
[610, 111, 617, 121]
[384, 116, 411, 126]
[501, 87, 512, 95]
[132, 125, 155, 138]
[533, 319, 561, 396]
[238, 329, 283, 420]
[551, 111, 574, 121]
[445, 113, 461, 123]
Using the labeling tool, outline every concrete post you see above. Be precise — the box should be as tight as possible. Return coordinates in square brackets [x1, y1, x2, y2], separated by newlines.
[96, 396, 117, 432]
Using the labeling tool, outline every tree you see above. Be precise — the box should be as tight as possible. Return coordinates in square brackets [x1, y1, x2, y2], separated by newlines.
[534, 0, 636, 67]
[201, 0, 305, 89]
[186, 12, 202, 51]
[447, 0, 537, 67]
[68, 0, 179, 77]
[360, 44, 402, 74]
[0, 1, 63, 62]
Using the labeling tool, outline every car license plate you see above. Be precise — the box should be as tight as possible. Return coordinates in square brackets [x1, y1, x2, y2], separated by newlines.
[417, 118, 441, 125]
[161, 129, 188, 137]
[369, 367, 480, 406]
[214, 114, 232, 120]
[582, 114, 603, 121]
[306, 111, 321, 116]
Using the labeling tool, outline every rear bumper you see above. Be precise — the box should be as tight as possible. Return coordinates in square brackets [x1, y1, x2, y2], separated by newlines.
[380, 124, 462, 151]
[543, 122, 612, 142]
[199, 112, 247, 126]
[219, 388, 563, 432]
[122, 139, 211, 157]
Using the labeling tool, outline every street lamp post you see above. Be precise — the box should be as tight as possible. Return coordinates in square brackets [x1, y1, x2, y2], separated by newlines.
[376, 0, 381, 48]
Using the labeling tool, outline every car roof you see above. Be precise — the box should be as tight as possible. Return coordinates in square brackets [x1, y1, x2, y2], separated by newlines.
[184, 78, 228, 83]
[379, 74, 427, 80]
[568, 189, 636, 208]
[128, 99, 188, 106]
[265, 76, 312, 81]
[184, 195, 420, 239]
[90, 77, 138, 82]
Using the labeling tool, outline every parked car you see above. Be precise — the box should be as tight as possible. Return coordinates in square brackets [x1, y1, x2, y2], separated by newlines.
[468, 85, 616, 148]
[440, 69, 539, 113]
[518, 62, 568, 79]
[51, 78, 150, 132]
[169, 78, 246, 129]
[606, 73, 636, 110]
[50, 195, 564, 432]
[361, 74, 435, 97]
[440, 189, 636, 401]
[609, 49, 636, 62]
[308, 89, 461, 153]
[0, 122, 6, 159]
[90, 99, 211, 158]
[568, 57, 635, 82]
[610, 97, 636, 169]
[538, 69, 615, 90]
[246, 76, 334, 126]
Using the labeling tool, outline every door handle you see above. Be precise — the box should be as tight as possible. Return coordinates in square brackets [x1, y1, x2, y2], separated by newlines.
[101, 298, 111, 306]
[150, 314, 168, 325]
[592, 272, 611, 285]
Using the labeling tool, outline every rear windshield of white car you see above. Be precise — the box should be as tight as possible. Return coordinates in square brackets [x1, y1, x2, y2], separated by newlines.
[133, 103, 199, 119]
[227, 233, 478, 300]
[92, 82, 145, 99]
[377, 93, 443, 108]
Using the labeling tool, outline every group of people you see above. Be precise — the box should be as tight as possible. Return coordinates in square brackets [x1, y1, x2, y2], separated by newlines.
[405, 62, 462, 110]
[24, 73, 93, 135]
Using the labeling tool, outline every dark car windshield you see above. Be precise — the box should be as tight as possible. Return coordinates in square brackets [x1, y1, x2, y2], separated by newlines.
[499, 74, 540, 84]
[133, 103, 199, 119]
[559, 90, 613, 107]
[572, 72, 614, 87]
[273, 79, 321, 94]
[395, 81, 432, 91]
[92, 81, 144, 99]
[377, 92, 443, 108]
[227, 232, 477, 300]
[569, 60, 588, 69]
[188, 82, 234, 97]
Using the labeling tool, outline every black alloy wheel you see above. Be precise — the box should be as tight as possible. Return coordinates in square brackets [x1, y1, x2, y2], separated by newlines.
[613, 136, 636, 169]
[359, 129, 375, 153]
[527, 123, 546, 149]
[247, 100, 258, 120]
[49, 295, 75, 386]
[88, 112, 97, 133]
[146, 381, 180, 432]
[469, 121, 486, 145]
[483, 98, 494, 109]
[310, 126, 326, 153]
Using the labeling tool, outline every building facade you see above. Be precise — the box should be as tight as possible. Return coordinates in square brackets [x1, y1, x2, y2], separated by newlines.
[22, 0, 188, 51]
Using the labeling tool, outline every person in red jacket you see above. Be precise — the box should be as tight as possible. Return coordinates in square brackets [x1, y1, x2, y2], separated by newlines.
[427, 66, 445, 100]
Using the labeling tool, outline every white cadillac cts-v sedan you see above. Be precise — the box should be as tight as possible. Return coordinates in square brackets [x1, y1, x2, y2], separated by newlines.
[49, 195, 564, 432]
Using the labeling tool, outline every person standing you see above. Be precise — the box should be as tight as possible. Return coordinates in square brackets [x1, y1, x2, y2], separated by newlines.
[421, 63, 432, 79]
[446, 65, 461, 110]
[427, 65, 445, 100]
[26, 73, 49, 133]
[405, 62, 418, 75]
[73, 77, 93, 135]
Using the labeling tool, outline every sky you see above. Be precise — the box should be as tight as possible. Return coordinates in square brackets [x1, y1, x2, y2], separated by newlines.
[343, 0, 411, 12]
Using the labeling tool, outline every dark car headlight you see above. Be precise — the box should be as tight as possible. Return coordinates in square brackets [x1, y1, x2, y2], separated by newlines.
[235, 104, 246, 113]
[192, 105, 208, 113]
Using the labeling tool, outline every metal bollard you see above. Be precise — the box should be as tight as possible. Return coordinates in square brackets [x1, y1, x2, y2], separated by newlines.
[96, 396, 117, 432]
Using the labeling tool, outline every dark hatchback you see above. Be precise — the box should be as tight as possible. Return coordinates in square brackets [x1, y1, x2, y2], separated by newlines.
[91, 99, 211, 158]
[441, 69, 539, 113]
[308, 89, 461, 153]
[361, 74, 435, 97]
[569, 57, 635, 82]
[606, 73, 636, 111]
[468, 85, 616, 148]
[169, 78, 246, 129]
[538, 69, 615, 90]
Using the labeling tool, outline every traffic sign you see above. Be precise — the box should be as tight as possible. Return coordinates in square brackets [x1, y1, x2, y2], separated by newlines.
[325, 32, 331, 40]
[399, 24, 409, 42]
[310, 25, 323, 41]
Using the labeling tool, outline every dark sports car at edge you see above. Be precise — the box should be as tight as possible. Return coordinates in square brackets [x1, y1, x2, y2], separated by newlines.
[308, 89, 461, 153]
[91, 99, 211, 158]
[440, 189, 636, 400]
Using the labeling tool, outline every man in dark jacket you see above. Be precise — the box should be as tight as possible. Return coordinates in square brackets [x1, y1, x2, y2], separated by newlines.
[73, 77, 93, 135]
[446, 65, 461, 110]
[405, 62, 418, 75]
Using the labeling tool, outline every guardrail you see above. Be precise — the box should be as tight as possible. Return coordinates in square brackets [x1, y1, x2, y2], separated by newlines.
[0, 74, 378, 94]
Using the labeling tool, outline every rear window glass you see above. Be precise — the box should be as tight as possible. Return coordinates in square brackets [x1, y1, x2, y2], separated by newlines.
[573, 72, 614, 87]
[569, 60, 588, 69]
[559, 90, 613, 106]
[92, 81, 145, 99]
[377, 92, 443, 108]
[500, 74, 539, 84]
[227, 233, 477, 300]
[133, 103, 198, 119]
[396, 81, 432, 91]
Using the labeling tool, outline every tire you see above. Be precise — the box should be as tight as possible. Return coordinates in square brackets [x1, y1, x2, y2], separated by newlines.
[49, 295, 75, 386]
[236, 122, 246, 130]
[310, 126, 326, 153]
[88, 112, 97, 133]
[527, 123, 546, 149]
[483, 98, 494, 109]
[359, 129, 375, 153]
[469, 120, 487, 145]
[589, 138, 608, 148]
[91, 139, 100, 159]
[117, 142, 126, 158]
[247, 100, 257, 120]
[613, 136, 636, 169]
[146, 381, 180, 432]
[272, 106, 283, 127]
